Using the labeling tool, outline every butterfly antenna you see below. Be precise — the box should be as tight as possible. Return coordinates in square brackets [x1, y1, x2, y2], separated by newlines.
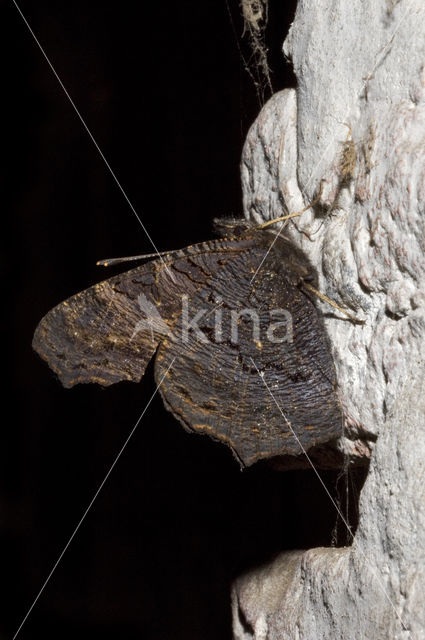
[257, 211, 302, 229]
[97, 249, 176, 267]
[257, 183, 323, 230]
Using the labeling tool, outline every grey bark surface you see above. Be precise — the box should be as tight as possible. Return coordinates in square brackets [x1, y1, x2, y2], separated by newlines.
[233, 0, 425, 638]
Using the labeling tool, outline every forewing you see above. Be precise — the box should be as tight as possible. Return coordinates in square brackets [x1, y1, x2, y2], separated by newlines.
[155, 247, 342, 466]
[33, 239, 256, 388]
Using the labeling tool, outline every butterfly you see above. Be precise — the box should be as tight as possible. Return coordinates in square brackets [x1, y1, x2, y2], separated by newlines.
[32, 219, 342, 467]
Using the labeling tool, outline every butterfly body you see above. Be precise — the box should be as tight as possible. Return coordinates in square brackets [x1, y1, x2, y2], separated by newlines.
[33, 221, 342, 466]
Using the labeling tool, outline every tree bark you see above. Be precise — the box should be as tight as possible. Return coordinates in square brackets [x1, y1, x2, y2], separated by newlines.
[232, 0, 425, 637]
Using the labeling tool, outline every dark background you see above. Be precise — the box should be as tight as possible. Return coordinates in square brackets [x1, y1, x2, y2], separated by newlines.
[3, 1, 364, 638]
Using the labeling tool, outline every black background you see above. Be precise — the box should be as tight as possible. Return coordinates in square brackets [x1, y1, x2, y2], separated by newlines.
[3, 1, 364, 639]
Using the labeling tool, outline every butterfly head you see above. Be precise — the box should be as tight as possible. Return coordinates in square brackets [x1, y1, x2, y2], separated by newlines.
[213, 217, 256, 239]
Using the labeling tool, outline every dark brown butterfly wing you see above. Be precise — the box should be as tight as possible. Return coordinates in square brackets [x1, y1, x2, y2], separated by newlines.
[154, 243, 341, 466]
[33, 230, 341, 466]
[32, 238, 257, 388]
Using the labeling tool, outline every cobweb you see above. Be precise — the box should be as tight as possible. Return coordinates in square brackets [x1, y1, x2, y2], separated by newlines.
[240, 0, 272, 100]
[226, 0, 273, 105]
